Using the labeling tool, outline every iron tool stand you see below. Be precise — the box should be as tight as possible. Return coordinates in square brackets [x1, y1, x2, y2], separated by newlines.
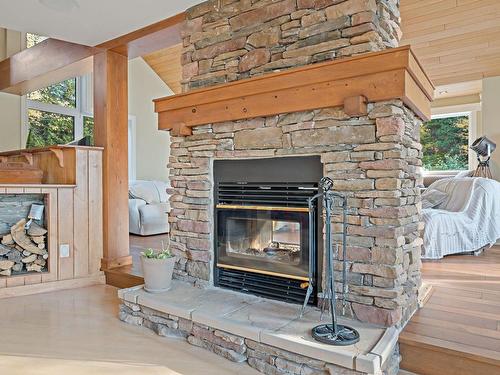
[301, 177, 360, 346]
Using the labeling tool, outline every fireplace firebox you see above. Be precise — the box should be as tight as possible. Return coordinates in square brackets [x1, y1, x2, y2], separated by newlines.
[214, 157, 322, 304]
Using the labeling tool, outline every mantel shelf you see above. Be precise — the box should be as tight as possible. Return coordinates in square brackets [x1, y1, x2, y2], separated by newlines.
[154, 46, 434, 136]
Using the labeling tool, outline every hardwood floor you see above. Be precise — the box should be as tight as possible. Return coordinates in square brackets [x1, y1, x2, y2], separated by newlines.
[0, 285, 258, 375]
[400, 246, 500, 375]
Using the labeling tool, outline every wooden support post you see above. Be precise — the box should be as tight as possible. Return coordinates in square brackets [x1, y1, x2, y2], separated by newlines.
[93, 50, 132, 270]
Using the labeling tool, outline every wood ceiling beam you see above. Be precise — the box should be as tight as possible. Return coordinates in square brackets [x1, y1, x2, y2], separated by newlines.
[0, 11, 184, 95]
[0, 38, 96, 95]
[95, 12, 185, 59]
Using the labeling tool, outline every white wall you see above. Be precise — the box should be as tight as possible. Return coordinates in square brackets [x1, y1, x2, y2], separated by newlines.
[128, 57, 172, 182]
[482, 77, 500, 181]
[0, 29, 23, 152]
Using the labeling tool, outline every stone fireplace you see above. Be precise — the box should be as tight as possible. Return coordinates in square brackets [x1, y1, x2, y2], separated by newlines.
[159, 0, 432, 329]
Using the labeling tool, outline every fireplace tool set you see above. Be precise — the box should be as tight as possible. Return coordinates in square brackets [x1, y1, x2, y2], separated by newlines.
[301, 177, 360, 346]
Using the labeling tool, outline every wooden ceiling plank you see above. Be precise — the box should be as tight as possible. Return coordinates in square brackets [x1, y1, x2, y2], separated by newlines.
[404, 0, 500, 28]
[403, 16, 500, 46]
[401, 0, 457, 20]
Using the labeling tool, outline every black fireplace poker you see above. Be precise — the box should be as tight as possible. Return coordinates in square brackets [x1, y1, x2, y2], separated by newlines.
[302, 177, 360, 346]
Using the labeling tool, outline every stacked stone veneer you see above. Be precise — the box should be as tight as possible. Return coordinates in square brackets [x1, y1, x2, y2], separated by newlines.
[119, 300, 400, 375]
[181, 0, 401, 90]
[167, 0, 422, 328]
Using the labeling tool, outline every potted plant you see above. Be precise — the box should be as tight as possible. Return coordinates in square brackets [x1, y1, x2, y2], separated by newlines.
[140, 241, 175, 293]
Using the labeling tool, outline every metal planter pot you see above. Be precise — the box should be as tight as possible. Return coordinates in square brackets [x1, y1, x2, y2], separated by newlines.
[141, 256, 176, 293]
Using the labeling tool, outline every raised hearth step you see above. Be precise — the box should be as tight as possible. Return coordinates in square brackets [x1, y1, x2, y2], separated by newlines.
[119, 280, 398, 375]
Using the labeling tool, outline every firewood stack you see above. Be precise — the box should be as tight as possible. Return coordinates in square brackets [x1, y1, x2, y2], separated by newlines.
[0, 219, 48, 276]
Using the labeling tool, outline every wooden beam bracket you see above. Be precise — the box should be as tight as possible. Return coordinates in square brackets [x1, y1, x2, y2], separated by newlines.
[20, 152, 34, 166]
[49, 148, 65, 168]
[344, 95, 368, 117]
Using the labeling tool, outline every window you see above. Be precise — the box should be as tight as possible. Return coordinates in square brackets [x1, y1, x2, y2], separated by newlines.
[421, 114, 469, 171]
[26, 110, 74, 148]
[83, 116, 94, 145]
[24, 33, 94, 148]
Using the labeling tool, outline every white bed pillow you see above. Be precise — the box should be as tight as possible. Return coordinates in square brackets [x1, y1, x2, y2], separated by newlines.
[422, 189, 448, 209]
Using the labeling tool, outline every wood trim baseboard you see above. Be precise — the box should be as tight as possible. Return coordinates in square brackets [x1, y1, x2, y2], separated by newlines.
[0, 273, 105, 299]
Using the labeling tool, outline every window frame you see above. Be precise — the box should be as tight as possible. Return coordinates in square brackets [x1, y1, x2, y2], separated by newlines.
[22, 74, 94, 148]
[21, 32, 94, 148]
[429, 102, 481, 173]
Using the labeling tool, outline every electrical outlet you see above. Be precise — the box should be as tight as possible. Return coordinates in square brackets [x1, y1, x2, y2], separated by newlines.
[60, 244, 70, 258]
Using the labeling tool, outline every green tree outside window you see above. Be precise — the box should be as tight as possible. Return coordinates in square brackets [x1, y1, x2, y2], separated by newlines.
[420, 115, 469, 171]
[26, 110, 74, 148]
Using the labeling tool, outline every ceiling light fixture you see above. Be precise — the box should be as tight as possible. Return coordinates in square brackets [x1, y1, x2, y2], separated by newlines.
[38, 0, 79, 12]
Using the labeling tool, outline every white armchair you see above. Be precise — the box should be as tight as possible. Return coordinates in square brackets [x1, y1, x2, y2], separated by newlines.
[422, 177, 500, 259]
[129, 180, 170, 236]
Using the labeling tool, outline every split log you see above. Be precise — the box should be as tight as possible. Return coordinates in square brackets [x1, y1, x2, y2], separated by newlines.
[1, 234, 14, 245]
[31, 236, 45, 244]
[0, 244, 11, 256]
[11, 219, 47, 255]
[0, 269, 11, 276]
[27, 223, 47, 237]
[26, 264, 43, 272]
[7, 250, 22, 263]
[22, 254, 37, 263]
[12, 263, 23, 272]
[0, 260, 15, 270]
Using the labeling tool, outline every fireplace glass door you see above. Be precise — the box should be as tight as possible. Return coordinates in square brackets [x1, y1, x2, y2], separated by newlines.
[216, 206, 310, 280]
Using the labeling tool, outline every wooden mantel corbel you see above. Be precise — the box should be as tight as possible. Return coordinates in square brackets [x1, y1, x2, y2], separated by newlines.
[154, 46, 434, 137]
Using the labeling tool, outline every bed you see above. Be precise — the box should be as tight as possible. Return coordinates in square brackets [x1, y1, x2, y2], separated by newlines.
[422, 177, 500, 259]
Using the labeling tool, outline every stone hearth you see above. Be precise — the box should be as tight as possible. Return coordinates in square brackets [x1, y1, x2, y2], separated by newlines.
[119, 281, 400, 375]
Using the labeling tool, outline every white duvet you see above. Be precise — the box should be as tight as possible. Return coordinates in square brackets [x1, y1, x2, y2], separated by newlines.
[422, 177, 500, 259]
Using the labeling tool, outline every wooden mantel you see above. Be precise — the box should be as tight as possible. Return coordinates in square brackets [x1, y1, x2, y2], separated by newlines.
[154, 46, 434, 136]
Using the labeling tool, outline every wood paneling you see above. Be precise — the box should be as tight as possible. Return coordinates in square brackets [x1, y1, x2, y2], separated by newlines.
[401, 0, 500, 90]
[0, 148, 104, 297]
[0, 38, 95, 95]
[400, 246, 500, 375]
[93, 50, 132, 270]
[143, 44, 183, 94]
[154, 46, 434, 136]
